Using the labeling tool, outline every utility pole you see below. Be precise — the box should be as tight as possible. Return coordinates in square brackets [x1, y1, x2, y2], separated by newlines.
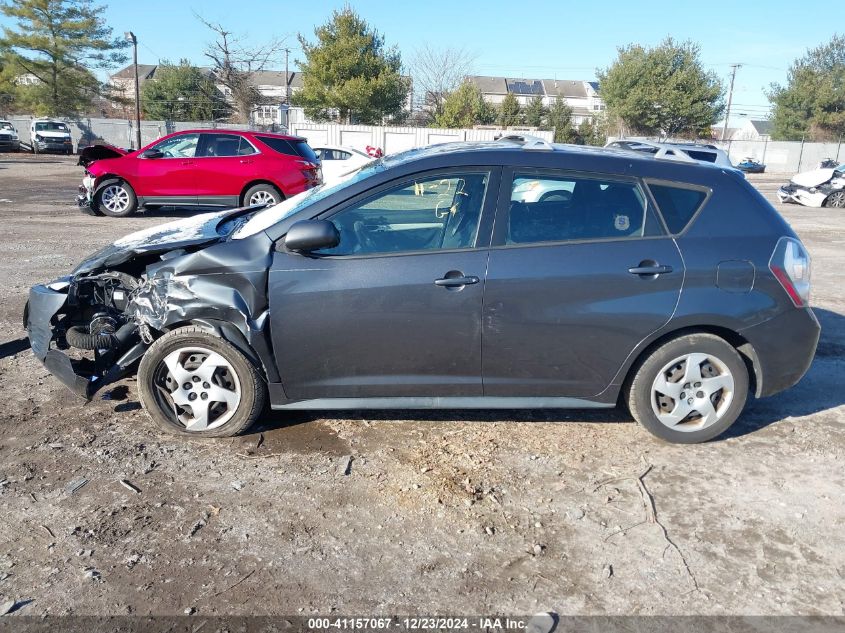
[284, 47, 291, 104]
[721, 63, 741, 141]
[124, 31, 142, 150]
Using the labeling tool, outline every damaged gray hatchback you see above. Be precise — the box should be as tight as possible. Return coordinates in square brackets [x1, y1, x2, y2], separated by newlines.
[25, 139, 820, 443]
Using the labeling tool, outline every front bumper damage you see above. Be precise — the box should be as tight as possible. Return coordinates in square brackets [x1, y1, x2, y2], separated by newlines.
[25, 211, 280, 401]
[77, 175, 95, 213]
[776, 183, 830, 207]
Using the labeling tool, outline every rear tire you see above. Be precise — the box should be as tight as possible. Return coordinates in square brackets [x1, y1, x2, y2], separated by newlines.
[243, 183, 282, 207]
[94, 180, 138, 217]
[626, 333, 749, 444]
[138, 326, 266, 438]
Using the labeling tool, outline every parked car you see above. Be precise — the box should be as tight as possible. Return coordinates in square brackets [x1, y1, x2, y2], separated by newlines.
[313, 145, 373, 182]
[606, 140, 734, 169]
[26, 137, 818, 444]
[30, 119, 73, 154]
[0, 120, 21, 152]
[777, 163, 845, 208]
[77, 130, 322, 217]
[736, 157, 766, 173]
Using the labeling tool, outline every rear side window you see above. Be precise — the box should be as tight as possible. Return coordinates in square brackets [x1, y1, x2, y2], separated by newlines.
[648, 184, 708, 234]
[506, 174, 662, 245]
[257, 136, 317, 162]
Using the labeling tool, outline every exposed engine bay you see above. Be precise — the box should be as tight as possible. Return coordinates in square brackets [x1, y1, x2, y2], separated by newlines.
[25, 206, 279, 400]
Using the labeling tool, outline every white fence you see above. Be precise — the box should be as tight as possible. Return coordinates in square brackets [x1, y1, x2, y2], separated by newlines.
[288, 122, 554, 155]
[614, 136, 845, 174]
[5, 113, 554, 155]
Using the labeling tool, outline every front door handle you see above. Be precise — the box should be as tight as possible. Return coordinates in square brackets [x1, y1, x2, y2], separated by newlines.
[434, 275, 479, 287]
[628, 263, 673, 276]
[240, 159, 254, 164]
[181, 160, 194, 166]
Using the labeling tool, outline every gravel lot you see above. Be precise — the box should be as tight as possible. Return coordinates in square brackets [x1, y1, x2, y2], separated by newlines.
[0, 153, 843, 617]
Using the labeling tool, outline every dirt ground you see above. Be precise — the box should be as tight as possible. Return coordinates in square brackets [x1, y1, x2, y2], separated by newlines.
[0, 153, 843, 618]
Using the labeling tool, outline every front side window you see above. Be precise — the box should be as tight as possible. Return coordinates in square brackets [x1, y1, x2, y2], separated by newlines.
[151, 133, 199, 158]
[319, 172, 490, 256]
[506, 173, 661, 245]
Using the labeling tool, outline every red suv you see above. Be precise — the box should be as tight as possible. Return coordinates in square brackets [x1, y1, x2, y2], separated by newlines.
[78, 130, 321, 217]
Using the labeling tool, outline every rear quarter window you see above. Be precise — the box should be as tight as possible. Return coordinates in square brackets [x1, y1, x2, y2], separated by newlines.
[684, 150, 717, 163]
[648, 183, 708, 234]
[257, 135, 317, 162]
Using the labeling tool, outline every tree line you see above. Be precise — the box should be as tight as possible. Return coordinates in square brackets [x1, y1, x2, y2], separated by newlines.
[1, 1, 843, 143]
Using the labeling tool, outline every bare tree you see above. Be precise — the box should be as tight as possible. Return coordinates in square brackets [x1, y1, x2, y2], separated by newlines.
[196, 14, 288, 123]
[409, 44, 476, 121]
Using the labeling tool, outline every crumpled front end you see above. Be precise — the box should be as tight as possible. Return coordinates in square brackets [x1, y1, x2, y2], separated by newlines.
[24, 220, 279, 401]
[776, 183, 828, 207]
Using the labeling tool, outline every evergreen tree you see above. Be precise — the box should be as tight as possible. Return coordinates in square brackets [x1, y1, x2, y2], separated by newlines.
[498, 92, 521, 126]
[141, 60, 230, 121]
[434, 82, 495, 128]
[294, 7, 409, 124]
[0, 0, 128, 116]
[547, 98, 578, 143]
[524, 94, 547, 128]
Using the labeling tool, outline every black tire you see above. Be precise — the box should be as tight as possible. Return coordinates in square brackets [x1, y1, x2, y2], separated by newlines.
[93, 180, 138, 217]
[625, 333, 749, 444]
[243, 183, 282, 207]
[138, 326, 266, 438]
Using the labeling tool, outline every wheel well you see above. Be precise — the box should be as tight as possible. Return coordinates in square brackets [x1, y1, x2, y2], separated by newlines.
[239, 180, 284, 206]
[620, 325, 759, 403]
[94, 174, 130, 193]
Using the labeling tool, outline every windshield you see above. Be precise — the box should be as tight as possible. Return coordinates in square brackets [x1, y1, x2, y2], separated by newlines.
[35, 122, 69, 132]
[0, 122, 13, 131]
[234, 159, 386, 238]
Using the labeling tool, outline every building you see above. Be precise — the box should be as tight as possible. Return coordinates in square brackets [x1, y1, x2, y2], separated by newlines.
[731, 119, 773, 141]
[466, 75, 605, 125]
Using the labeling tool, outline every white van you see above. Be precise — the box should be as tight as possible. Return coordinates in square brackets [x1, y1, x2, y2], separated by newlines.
[30, 119, 73, 154]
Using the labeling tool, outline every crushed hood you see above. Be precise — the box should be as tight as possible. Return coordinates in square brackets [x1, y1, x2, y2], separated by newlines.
[77, 143, 129, 167]
[72, 206, 261, 275]
[791, 167, 837, 188]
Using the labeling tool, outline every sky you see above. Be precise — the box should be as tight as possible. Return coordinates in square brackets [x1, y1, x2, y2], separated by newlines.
[1, 0, 838, 126]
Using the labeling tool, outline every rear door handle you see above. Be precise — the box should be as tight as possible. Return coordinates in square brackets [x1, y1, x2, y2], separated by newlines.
[628, 264, 673, 276]
[434, 275, 479, 287]
[239, 159, 254, 164]
[181, 160, 194, 166]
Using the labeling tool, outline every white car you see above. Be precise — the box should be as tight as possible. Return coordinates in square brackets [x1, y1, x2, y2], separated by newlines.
[0, 120, 21, 152]
[606, 140, 733, 168]
[777, 163, 845, 208]
[313, 145, 372, 182]
[30, 119, 73, 155]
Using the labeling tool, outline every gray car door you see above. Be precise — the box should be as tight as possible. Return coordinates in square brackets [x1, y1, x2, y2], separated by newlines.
[482, 168, 684, 398]
[269, 168, 500, 400]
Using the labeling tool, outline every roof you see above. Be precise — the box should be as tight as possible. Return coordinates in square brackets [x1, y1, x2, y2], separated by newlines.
[248, 70, 303, 89]
[466, 75, 597, 99]
[748, 119, 773, 136]
[111, 64, 157, 80]
[173, 129, 305, 141]
[542, 79, 589, 99]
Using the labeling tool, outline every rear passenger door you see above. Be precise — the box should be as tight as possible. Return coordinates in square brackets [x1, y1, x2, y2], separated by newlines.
[482, 169, 684, 398]
[192, 133, 258, 204]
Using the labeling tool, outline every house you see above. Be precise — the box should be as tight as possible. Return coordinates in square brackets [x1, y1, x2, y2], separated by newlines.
[731, 119, 772, 141]
[466, 75, 605, 126]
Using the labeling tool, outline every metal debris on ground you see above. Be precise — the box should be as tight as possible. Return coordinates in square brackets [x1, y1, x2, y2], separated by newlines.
[119, 479, 141, 494]
[341, 455, 353, 476]
[65, 478, 88, 495]
[0, 599, 15, 616]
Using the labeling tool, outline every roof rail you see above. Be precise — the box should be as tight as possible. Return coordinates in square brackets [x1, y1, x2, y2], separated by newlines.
[653, 146, 697, 164]
[495, 133, 554, 152]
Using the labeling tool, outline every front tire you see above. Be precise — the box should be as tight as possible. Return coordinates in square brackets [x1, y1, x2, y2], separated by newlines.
[138, 326, 266, 438]
[94, 180, 138, 217]
[626, 333, 749, 444]
[824, 191, 845, 208]
[243, 183, 282, 207]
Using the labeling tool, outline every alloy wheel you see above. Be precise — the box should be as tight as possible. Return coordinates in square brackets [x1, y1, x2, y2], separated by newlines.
[101, 185, 130, 213]
[248, 190, 277, 206]
[153, 346, 242, 431]
[650, 352, 735, 432]
[826, 191, 845, 208]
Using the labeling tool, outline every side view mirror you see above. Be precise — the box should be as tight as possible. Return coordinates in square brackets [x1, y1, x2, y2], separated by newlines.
[285, 220, 340, 252]
[141, 148, 163, 159]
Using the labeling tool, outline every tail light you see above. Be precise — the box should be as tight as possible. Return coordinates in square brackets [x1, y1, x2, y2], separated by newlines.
[297, 160, 322, 186]
[769, 237, 811, 307]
